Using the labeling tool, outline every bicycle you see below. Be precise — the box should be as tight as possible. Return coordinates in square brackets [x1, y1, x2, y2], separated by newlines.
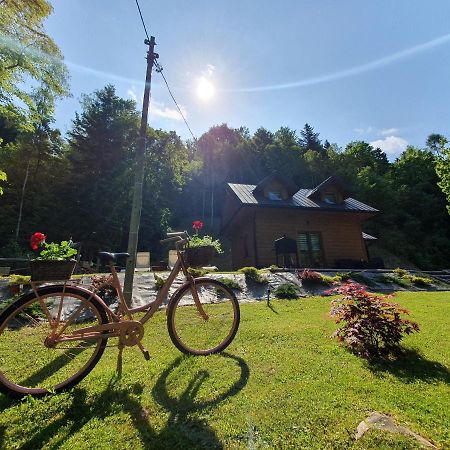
[0, 232, 240, 398]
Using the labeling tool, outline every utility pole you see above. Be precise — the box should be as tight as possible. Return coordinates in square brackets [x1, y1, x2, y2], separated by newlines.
[123, 36, 158, 306]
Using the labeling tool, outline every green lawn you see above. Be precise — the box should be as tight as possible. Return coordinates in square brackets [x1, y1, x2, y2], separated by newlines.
[0, 292, 449, 449]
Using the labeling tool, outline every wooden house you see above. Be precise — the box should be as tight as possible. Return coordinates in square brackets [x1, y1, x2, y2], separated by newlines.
[221, 174, 378, 270]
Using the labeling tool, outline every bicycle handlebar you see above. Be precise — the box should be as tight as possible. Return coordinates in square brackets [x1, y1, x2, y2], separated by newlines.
[160, 231, 190, 244]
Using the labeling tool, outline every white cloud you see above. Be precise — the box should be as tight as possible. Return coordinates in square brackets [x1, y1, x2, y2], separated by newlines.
[150, 101, 186, 121]
[379, 127, 400, 136]
[370, 136, 408, 156]
[354, 126, 375, 135]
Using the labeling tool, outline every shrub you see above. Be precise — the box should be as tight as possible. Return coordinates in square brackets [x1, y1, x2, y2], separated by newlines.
[269, 265, 281, 273]
[8, 274, 31, 286]
[91, 275, 117, 300]
[239, 267, 268, 284]
[216, 277, 242, 291]
[154, 275, 167, 290]
[336, 272, 351, 282]
[187, 267, 209, 278]
[410, 275, 433, 287]
[348, 271, 377, 288]
[298, 269, 338, 286]
[329, 283, 419, 357]
[274, 283, 299, 299]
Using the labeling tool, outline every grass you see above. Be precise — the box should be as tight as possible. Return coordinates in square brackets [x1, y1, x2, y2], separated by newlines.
[0, 292, 449, 449]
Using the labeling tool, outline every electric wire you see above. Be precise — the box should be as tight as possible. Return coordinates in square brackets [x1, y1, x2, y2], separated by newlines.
[133, 0, 198, 145]
[134, 0, 150, 41]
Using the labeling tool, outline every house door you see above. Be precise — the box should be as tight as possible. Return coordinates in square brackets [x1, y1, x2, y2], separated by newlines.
[297, 232, 325, 268]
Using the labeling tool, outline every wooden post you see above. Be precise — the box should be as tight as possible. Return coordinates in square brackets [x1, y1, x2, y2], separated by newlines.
[123, 37, 158, 306]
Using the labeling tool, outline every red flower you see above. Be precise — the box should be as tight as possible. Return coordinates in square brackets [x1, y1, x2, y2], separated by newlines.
[192, 220, 204, 231]
[30, 232, 46, 250]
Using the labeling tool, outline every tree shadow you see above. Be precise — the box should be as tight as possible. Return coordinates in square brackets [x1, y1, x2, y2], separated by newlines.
[0, 425, 5, 450]
[15, 352, 249, 450]
[150, 352, 250, 448]
[366, 348, 450, 384]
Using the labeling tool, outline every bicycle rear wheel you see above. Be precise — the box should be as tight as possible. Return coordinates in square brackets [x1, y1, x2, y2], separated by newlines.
[167, 278, 240, 355]
[0, 285, 108, 398]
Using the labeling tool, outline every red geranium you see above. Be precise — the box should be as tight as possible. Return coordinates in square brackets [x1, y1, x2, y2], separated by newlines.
[30, 232, 46, 251]
[192, 220, 203, 231]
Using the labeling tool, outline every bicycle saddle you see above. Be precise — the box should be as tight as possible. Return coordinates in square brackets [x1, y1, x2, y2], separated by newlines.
[98, 252, 130, 266]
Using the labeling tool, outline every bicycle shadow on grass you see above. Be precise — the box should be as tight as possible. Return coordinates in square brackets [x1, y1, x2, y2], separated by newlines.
[365, 348, 450, 384]
[17, 352, 249, 450]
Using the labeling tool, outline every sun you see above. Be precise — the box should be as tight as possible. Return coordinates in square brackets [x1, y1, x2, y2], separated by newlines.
[196, 77, 215, 101]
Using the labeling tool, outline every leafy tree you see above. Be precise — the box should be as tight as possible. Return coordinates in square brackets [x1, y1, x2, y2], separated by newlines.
[0, 0, 69, 126]
[62, 85, 139, 250]
[0, 88, 66, 252]
[0, 168, 5, 195]
[426, 133, 447, 156]
[435, 140, 450, 214]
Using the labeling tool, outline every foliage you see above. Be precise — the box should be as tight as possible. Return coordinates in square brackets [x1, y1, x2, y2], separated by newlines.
[335, 272, 351, 281]
[7, 274, 30, 286]
[329, 283, 419, 357]
[435, 144, 450, 214]
[386, 268, 433, 287]
[188, 235, 223, 254]
[216, 277, 242, 291]
[154, 274, 167, 290]
[31, 232, 77, 261]
[269, 265, 281, 272]
[90, 274, 117, 300]
[0, 0, 69, 126]
[274, 283, 299, 299]
[0, 169, 6, 195]
[238, 266, 268, 284]
[187, 267, 209, 278]
[298, 269, 338, 286]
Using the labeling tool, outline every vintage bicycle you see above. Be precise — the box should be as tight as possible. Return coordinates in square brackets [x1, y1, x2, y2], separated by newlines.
[0, 232, 240, 398]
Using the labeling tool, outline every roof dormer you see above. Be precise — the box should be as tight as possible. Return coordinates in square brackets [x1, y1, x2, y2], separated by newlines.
[252, 173, 298, 201]
[307, 176, 351, 205]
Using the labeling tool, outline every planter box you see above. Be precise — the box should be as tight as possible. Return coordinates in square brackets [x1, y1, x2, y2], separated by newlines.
[184, 246, 215, 268]
[30, 260, 76, 282]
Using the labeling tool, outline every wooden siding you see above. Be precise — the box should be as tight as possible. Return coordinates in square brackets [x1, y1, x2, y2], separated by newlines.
[225, 207, 369, 269]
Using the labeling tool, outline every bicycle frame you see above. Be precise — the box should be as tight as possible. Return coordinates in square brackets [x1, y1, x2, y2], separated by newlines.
[30, 240, 208, 347]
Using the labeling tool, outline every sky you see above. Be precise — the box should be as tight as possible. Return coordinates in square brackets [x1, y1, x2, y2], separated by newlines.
[45, 0, 450, 160]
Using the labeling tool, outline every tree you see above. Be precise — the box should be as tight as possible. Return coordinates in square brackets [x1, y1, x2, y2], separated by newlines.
[299, 123, 325, 157]
[435, 141, 450, 214]
[63, 85, 140, 249]
[0, 0, 69, 126]
[426, 133, 447, 156]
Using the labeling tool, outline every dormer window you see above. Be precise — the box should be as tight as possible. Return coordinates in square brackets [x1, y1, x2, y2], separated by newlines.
[268, 191, 282, 201]
[323, 193, 337, 204]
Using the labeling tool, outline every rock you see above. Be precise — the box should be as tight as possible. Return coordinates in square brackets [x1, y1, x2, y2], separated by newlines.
[355, 412, 437, 448]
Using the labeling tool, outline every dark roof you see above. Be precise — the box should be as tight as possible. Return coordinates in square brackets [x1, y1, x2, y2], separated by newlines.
[307, 176, 351, 200]
[227, 182, 378, 213]
[252, 173, 298, 197]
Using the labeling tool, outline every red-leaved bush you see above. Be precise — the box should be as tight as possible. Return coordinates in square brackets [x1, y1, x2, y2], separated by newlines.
[297, 269, 323, 283]
[329, 283, 419, 357]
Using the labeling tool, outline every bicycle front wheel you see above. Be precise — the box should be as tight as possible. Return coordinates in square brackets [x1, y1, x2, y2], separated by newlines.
[0, 285, 108, 398]
[167, 278, 240, 355]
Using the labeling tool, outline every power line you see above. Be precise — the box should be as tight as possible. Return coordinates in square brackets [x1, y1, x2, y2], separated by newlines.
[134, 0, 150, 41]
[133, 0, 198, 144]
[155, 61, 197, 143]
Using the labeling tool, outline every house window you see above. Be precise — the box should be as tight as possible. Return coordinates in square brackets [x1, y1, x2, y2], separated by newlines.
[297, 232, 324, 267]
[268, 191, 282, 200]
[323, 193, 337, 204]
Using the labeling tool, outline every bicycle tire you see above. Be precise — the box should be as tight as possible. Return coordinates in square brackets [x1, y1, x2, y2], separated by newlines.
[0, 285, 108, 398]
[167, 277, 240, 355]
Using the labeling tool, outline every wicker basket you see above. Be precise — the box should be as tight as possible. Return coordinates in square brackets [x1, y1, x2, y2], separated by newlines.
[30, 259, 76, 281]
[184, 246, 215, 268]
